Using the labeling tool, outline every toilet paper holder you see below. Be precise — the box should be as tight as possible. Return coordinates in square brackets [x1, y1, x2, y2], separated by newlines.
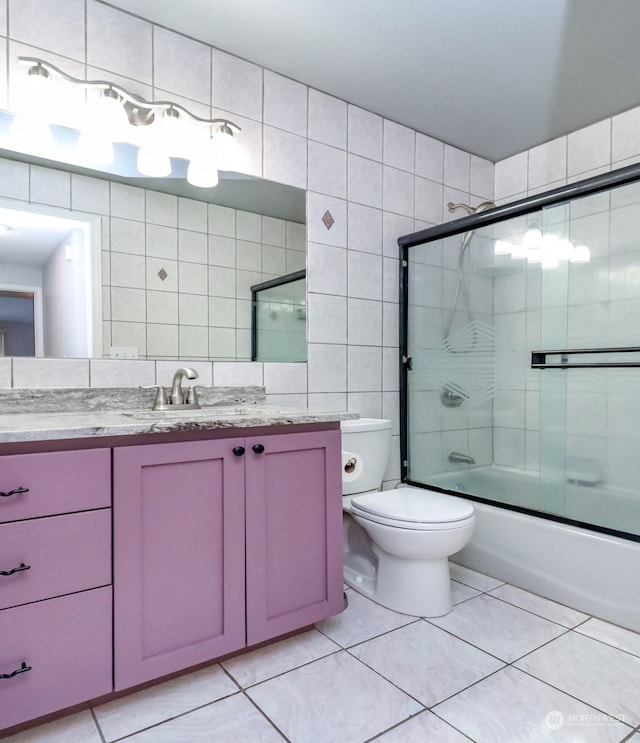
[344, 457, 357, 474]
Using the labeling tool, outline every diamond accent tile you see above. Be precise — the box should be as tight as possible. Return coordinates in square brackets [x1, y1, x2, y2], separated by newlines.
[321, 210, 335, 230]
[157, 268, 168, 281]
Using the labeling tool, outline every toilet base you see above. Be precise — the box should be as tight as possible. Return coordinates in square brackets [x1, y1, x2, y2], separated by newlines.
[343, 514, 455, 617]
[372, 545, 453, 617]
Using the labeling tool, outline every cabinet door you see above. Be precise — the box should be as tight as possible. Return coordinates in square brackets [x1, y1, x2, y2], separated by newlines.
[245, 429, 343, 645]
[0, 587, 112, 732]
[113, 438, 246, 690]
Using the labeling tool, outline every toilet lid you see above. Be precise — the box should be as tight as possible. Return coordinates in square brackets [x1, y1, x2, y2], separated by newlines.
[351, 487, 474, 524]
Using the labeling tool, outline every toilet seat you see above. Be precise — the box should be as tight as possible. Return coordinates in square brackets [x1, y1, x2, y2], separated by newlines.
[351, 488, 475, 531]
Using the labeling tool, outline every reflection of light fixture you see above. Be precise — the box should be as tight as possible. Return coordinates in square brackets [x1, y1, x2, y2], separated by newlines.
[570, 243, 591, 263]
[522, 223, 543, 249]
[494, 239, 513, 255]
[13, 56, 242, 187]
[493, 224, 591, 269]
[511, 242, 529, 259]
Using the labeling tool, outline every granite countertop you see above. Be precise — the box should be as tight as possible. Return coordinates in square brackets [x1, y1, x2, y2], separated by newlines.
[0, 404, 356, 444]
[0, 387, 356, 444]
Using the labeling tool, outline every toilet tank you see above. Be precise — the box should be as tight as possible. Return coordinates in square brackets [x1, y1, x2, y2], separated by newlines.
[340, 418, 392, 496]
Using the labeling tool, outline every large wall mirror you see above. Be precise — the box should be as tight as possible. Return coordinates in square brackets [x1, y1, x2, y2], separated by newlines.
[0, 153, 306, 363]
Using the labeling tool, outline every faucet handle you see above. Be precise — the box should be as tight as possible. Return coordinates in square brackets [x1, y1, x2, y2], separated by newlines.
[140, 384, 169, 410]
[185, 385, 200, 407]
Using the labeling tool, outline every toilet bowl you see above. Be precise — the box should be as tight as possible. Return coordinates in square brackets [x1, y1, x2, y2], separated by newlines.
[341, 419, 475, 617]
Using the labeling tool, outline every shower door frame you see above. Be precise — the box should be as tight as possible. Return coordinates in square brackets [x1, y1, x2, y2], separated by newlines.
[398, 161, 640, 541]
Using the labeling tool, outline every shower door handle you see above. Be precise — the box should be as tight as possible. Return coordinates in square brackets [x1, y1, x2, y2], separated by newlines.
[532, 347, 640, 369]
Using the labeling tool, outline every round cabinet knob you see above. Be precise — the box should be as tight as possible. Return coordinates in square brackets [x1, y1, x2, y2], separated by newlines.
[252, 444, 265, 454]
[232, 446, 245, 457]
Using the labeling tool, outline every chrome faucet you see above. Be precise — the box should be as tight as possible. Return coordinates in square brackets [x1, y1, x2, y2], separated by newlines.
[170, 367, 199, 405]
[448, 451, 475, 465]
[142, 367, 201, 410]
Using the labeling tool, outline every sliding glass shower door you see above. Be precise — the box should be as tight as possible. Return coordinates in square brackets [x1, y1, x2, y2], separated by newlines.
[400, 165, 640, 540]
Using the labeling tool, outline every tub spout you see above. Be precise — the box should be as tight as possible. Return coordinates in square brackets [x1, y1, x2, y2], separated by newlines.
[448, 451, 475, 465]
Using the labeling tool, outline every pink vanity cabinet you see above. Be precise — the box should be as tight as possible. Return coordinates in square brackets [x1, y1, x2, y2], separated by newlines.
[113, 427, 343, 690]
[0, 449, 113, 730]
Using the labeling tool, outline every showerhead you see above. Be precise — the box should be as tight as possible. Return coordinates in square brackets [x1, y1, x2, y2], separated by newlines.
[473, 200, 496, 214]
[448, 200, 496, 215]
[448, 200, 497, 251]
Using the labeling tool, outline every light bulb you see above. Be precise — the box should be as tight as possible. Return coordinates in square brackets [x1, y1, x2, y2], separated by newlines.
[136, 120, 172, 177]
[187, 136, 219, 188]
[137, 144, 171, 177]
[157, 107, 191, 158]
[214, 123, 240, 171]
[74, 129, 114, 166]
[87, 87, 130, 141]
[9, 113, 53, 155]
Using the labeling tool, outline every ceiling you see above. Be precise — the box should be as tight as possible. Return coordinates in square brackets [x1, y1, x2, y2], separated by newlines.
[0, 207, 84, 266]
[104, 0, 640, 163]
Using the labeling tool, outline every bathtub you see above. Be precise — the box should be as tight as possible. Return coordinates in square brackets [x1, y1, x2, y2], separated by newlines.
[417, 466, 640, 632]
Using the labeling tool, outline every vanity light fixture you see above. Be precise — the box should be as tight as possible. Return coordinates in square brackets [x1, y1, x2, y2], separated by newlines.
[13, 57, 241, 186]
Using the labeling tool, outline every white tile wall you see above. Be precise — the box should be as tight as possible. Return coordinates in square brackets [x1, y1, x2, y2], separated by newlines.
[86, 1, 153, 85]
[308, 90, 347, 149]
[0, 0, 499, 492]
[152, 27, 211, 104]
[347, 106, 383, 161]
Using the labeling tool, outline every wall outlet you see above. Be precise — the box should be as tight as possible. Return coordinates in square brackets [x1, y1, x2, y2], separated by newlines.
[110, 346, 139, 359]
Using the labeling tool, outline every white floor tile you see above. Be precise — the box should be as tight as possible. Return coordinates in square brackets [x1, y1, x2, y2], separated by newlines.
[350, 620, 503, 706]
[122, 693, 284, 742]
[428, 594, 567, 662]
[451, 579, 481, 605]
[575, 617, 640, 657]
[316, 588, 416, 647]
[375, 710, 471, 742]
[514, 631, 640, 727]
[221, 629, 340, 687]
[449, 563, 504, 591]
[246, 651, 423, 743]
[1, 711, 101, 743]
[10, 565, 639, 743]
[434, 666, 632, 742]
[489, 583, 589, 627]
[94, 665, 239, 741]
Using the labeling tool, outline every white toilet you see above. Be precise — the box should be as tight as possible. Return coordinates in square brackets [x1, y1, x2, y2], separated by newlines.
[341, 418, 475, 617]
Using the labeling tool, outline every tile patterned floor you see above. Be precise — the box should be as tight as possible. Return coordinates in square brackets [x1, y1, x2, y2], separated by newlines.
[5, 564, 640, 743]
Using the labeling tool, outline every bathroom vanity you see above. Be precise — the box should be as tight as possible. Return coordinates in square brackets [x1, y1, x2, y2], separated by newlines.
[0, 390, 348, 733]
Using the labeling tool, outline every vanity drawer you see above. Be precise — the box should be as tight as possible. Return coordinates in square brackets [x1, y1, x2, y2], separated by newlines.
[0, 586, 112, 731]
[0, 448, 111, 523]
[0, 510, 112, 611]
